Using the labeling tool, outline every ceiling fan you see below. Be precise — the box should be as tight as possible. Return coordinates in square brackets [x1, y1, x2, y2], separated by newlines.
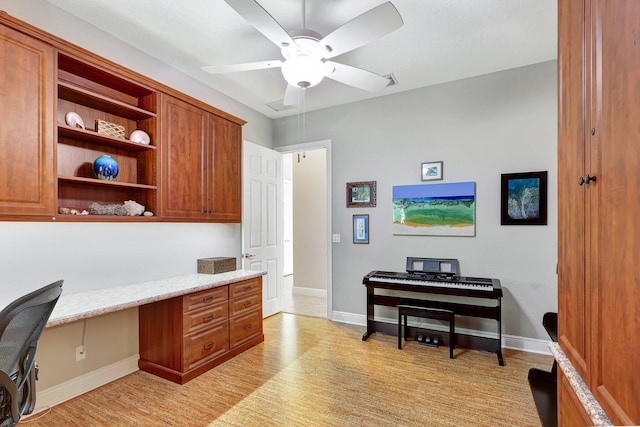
[203, 0, 404, 105]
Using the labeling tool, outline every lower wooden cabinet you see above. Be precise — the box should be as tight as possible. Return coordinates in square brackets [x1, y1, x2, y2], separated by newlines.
[138, 277, 263, 384]
[558, 370, 591, 427]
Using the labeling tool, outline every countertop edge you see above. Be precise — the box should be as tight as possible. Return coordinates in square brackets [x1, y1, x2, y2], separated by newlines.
[549, 342, 612, 426]
[46, 270, 266, 328]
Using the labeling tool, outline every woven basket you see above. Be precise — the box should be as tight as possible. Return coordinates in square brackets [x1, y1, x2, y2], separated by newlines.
[96, 119, 125, 139]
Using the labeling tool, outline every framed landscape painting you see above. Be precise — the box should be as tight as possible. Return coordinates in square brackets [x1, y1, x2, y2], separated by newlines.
[392, 181, 476, 236]
[500, 171, 548, 225]
[346, 181, 376, 208]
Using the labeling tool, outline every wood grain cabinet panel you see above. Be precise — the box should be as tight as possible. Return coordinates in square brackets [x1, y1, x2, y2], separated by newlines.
[0, 22, 55, 216]
[229, 278, 262, 349]
[160, 94, 242, 222]
[558, 371, 591, 427]
[557, 0, 640, 424]
[139, 277, 263, 384]
[183, 322, 229, 370]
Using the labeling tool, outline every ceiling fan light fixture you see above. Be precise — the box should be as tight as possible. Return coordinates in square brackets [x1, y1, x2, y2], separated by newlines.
[281, 55, 325, 88]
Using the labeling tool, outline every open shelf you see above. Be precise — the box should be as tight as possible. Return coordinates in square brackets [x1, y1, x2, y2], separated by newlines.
[58, 176, 157, 190]
[58, 124, 156, 152]
[55, 52, 159, 220]
[58, 82, 156, 121]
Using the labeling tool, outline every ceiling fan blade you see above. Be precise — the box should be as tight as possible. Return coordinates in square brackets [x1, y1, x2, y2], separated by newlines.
[324, 61, 391, 91]
[202, 60, 282, 74]
[317, 2, 403, 59]
[224, 0, 297, 49]
[283, 84, 301, 106]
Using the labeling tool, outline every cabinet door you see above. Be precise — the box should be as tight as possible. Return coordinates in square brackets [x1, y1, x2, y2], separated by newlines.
[589, 1, 640, 423]
[0, 24, 55, 216]
[160, 94, 209, 218]
[557, 0, 590, 379]
[558, 371, 592, 427]
[210, 115, 242, 222]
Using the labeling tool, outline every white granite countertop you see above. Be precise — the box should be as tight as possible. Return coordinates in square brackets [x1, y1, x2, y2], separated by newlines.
[549, 342, 612, 426]
[46, 270, 265, 328]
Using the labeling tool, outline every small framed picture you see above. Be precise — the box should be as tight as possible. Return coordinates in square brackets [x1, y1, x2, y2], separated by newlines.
[421, 161, 443, 181]
[501, 171, 548, 225]
[346, 181, 376, 208]
[353, 214, 369, 244]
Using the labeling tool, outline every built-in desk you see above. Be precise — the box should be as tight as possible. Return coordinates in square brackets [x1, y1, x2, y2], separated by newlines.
[44, 270, 266, 384]
[46, 270, 264, 327]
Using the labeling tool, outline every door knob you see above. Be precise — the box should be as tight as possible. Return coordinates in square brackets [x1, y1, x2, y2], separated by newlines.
[244, 253, 256, 259]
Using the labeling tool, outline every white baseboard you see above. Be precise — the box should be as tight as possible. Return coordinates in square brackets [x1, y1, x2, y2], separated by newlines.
[292, 286, 327, 298]
[330, 311, 552, 356]
[31, 355, 139, 414]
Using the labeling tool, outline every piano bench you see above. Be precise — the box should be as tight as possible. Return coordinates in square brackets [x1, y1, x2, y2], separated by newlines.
[397, 304, 455, 359]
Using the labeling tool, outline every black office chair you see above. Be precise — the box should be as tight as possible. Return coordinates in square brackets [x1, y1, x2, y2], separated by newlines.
[0, 280, 63, 427]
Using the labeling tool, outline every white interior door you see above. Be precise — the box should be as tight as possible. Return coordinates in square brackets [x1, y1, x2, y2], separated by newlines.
[242, 141, 283, 317]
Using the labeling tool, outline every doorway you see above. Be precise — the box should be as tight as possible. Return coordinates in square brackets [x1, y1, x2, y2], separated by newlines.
[278, 141, 332, 319]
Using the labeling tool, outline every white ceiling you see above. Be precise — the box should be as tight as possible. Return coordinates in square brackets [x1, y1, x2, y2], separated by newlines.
[45, 0, 557, 119]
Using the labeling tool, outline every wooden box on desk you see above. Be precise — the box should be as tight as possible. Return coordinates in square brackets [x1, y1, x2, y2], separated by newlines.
[197, 257, 236, 274]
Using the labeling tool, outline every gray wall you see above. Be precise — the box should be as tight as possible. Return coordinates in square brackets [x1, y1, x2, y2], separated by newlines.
[274, 61, 558, 340]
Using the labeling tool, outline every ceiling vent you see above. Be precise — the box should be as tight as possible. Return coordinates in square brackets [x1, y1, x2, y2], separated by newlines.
[265, 100, 296, 112]
[385, 73, 399, 87]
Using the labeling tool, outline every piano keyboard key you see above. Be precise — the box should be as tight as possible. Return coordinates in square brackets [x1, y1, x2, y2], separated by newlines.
[367, 276, 493, 291]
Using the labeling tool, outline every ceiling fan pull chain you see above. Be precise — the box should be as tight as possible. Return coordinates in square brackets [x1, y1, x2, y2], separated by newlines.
[301, 0, 306, 30]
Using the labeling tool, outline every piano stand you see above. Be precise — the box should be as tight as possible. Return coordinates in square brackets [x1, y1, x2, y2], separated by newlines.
[398, 304, 455, 359]
[362, 279, 504, 366]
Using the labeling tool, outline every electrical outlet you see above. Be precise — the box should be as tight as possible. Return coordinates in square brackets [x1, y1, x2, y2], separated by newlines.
[75, 345, 86, 361]
[332, 233, 341, 243]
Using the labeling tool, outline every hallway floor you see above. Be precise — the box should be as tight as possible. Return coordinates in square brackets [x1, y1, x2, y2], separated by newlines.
[281, 275, 326, 318]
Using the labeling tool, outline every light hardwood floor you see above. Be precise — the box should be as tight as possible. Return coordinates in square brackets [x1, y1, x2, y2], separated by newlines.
[22, 314, 551, 426]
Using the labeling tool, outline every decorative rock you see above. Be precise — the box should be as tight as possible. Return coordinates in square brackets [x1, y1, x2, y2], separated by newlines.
[123, 200, 145, 216]
[143, 211, 154, 217]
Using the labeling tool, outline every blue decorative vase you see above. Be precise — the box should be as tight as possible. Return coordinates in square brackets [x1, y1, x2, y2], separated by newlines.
[93, 155, 119, 181]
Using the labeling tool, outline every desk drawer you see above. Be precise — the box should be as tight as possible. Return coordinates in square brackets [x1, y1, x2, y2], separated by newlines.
[229, 291, 261, 318]
[229, 278, 261, 299]
[184, 322, 229, 369]
[230, 309, 262, 349]
[183, 301, 227, 334]
[183, 286, 227, 312]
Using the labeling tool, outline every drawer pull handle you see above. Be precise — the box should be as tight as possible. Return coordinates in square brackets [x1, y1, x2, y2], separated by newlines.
[203, 315, 214, 321]
[244, 286, 252, 292]
[244, 301, 252, 307]
[204, 342, 214, 350]
[244, 325, 252, 331]
[203, 296, 214, 303]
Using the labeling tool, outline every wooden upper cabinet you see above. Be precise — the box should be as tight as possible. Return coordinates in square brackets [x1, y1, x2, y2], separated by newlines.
[0, 14, 244, 222]
[159, 94, 208, 219]
[0, 23, 55, 216]
[160, 94, 242, 222]
[210, 115, 242, 222]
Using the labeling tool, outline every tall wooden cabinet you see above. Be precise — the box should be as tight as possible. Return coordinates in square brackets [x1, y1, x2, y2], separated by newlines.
[160, 94, 242, 222]
[0, 22, 55, 216]
[557, 0, 640, 425]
